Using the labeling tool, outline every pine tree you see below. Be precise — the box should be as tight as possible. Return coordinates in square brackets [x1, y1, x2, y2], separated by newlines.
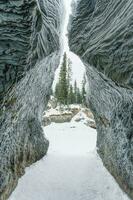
[74, 80, 77, 103]
[56, 52, 68, 105]
[68, 84, 75, 104]
[67, 58, 72, 89]
[54, 82, 60, 99]
[82, 74, 86, 105]
[77, 88, 82, 104]
[67, 58, 72, 104]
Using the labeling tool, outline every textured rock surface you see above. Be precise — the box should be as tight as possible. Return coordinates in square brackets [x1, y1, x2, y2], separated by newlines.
[69, 0, 133, 199]
[0, 0, 63, 199]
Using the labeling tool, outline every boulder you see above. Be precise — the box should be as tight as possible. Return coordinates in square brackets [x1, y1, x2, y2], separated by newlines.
[43, 106, 80, 125]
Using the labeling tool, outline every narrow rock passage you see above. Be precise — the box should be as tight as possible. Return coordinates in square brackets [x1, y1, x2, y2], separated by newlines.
[9, 121, 129, 200]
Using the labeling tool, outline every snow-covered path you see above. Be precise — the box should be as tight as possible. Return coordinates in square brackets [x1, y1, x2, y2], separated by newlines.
[9, 122, 129, 200]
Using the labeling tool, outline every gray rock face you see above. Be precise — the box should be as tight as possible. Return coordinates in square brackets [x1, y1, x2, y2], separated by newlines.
[0, 0, 63, 199]
[69, 0, 133, 198]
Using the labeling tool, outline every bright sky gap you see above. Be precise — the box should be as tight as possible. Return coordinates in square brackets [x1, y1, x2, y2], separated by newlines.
[53, 0, 85, 89]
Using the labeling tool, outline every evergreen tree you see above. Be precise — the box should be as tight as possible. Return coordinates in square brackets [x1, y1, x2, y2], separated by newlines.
[74, 80, 77, 103]
[54, 53, 85, 106]
[68, 84, 75, 104]
[82, 74, 86, 105]
[54, 82, 60, 99]
[67, 58, 72, 89]
[56, 52, 68, 104]
[77, 88, 82, 104]
[67, 58, 72, 104]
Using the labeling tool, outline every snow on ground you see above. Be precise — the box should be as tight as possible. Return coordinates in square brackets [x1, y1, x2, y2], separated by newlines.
[9, 121, 129, 200]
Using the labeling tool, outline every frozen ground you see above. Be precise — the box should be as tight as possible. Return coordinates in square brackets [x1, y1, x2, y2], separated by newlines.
[9, 120, 129, 200]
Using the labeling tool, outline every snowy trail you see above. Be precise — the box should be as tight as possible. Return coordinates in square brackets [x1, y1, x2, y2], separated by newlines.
[9, 122, 129, 200]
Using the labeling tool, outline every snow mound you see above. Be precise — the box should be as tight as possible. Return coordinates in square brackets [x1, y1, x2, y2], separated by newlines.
[71, 111, 96, 129]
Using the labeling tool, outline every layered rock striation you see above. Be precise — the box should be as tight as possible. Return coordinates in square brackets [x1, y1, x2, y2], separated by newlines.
[69, 0, 133, 199]
[0, 0, 63, 199]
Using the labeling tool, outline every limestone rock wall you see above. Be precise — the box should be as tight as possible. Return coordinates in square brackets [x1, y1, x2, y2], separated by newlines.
[0, 0, 63, 199]
[69, 0, 133, 199]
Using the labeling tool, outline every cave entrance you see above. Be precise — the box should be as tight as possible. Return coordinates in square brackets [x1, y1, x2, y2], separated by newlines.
[42, 0, 97, 189]
[42, 0, 96, 130]
[42, 0, 97, 188]
[42, 0, 97, 142]
[8, 1, 129, 199]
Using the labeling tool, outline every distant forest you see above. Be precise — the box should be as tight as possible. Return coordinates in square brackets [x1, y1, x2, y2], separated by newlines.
[54, 52, 86, 105]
